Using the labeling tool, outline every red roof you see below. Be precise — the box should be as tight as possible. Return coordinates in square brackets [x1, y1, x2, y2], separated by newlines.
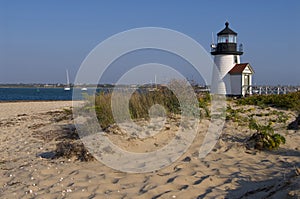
[229, 63, 253, 74]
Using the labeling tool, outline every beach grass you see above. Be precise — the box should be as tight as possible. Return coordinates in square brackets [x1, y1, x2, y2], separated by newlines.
[82, 86, 211, 130]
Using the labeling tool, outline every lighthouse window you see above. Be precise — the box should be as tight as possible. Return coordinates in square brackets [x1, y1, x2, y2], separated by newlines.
[218, 35, 236, 43]
[229, 35, 237, 43]
[234, 56, 238, 63]
[218, 36, 228, 43]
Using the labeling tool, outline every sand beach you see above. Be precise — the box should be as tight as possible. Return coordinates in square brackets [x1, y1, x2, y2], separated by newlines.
[0, 101, 299, 198]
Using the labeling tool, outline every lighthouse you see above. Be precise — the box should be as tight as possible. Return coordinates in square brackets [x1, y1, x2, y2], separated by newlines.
[211, 22, 254, 96]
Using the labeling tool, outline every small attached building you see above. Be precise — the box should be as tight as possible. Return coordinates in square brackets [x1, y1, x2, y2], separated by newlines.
[228, 63, 254, 96]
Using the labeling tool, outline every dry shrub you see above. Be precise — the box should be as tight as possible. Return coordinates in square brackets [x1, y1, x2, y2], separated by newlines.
[55, 141, 94, 162]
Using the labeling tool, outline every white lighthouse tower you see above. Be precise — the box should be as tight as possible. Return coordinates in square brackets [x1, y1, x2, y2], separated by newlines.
[211, 22, 254, 96]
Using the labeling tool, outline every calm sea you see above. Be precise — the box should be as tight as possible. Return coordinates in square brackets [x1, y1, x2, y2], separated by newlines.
[0, 88, 96, 101]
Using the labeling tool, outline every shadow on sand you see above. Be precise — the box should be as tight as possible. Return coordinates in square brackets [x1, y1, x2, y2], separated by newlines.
[225, 148, 300, 199]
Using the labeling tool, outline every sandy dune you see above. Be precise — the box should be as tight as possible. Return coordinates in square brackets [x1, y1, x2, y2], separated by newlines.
[0, 101, 299, 198]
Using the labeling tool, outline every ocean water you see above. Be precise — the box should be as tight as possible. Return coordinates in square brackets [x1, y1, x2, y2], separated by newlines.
[0, 88, 96, 101]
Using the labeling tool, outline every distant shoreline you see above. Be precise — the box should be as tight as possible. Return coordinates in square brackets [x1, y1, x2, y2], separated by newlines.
[0, 84, 114, 88]
[0, 100, 78, 103]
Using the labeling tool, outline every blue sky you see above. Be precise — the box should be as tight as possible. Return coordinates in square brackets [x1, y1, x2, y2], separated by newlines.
[0, 0, 299, 85]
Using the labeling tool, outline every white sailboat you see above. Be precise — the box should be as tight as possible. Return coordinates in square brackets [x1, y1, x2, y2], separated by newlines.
[64, 69, 71, 91]
[149, 75, 158, 92]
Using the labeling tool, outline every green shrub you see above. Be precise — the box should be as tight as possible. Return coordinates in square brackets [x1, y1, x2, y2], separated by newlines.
[198, 92, 211, 117]
[226, 105, 248, 125]
[248, 118, 286, 150]
[237, 91, 300, 112]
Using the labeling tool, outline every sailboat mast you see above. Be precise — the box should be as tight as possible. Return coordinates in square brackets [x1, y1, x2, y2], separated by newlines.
[64, 69, 71, 91]
[66, 69, 70, 85]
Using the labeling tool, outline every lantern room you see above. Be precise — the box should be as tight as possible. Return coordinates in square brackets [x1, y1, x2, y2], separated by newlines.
[211, 22, 243, 55]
